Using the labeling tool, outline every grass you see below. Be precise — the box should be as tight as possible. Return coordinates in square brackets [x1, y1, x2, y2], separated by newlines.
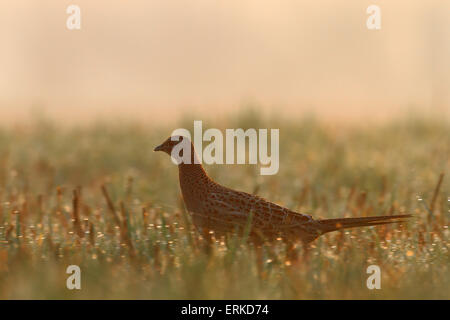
[0, 111, 448, 299]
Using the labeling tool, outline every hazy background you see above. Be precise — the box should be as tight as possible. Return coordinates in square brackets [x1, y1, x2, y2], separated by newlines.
[0, 0, 449, 124]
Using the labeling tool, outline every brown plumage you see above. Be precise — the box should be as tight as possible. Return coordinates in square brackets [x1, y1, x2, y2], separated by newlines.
[154, 136, 411, 244]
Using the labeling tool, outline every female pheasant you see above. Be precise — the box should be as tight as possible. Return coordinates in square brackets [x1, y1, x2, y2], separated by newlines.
[154, 136, 410, 244]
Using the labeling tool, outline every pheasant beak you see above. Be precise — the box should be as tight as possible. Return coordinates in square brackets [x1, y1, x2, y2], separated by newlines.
[153, 144, 164, 152]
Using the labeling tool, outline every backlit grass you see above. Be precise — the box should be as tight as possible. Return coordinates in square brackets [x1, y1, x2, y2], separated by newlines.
[0, 111, 448, 299]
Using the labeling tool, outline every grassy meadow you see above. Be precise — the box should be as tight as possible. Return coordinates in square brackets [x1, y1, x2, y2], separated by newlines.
[0, 111, 448, 299]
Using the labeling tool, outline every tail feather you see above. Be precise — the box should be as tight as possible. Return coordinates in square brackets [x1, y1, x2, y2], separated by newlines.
[318, 214, 411, 234]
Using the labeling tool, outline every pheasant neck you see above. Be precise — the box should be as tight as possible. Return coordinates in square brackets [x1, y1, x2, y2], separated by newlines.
[177, 146, 213, 212]
[178, 161, 210, 188]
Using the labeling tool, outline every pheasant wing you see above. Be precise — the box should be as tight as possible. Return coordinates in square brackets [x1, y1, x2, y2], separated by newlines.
[206, 188, 313, 230]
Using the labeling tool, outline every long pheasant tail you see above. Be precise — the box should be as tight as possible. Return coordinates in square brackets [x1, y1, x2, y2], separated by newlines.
[318, 214, 412, 234]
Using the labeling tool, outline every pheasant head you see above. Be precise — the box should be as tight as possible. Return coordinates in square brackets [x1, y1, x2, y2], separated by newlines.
[154, 135, 205, 166]
[153, 135, 184, 155]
